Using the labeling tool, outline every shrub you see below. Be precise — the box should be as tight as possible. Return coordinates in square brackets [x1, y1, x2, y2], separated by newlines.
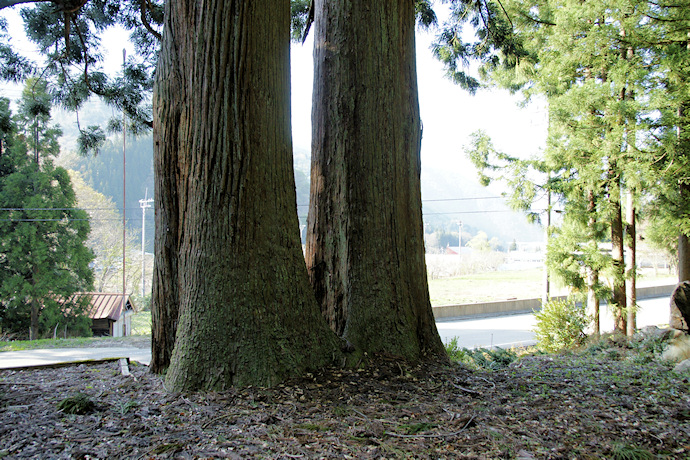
[533, 298, 589, 353]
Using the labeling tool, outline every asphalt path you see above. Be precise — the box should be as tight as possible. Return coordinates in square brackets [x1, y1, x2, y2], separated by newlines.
[436, 296, 672, 349]
[0, 296, 673, 370]
[0, 346, 151, 369]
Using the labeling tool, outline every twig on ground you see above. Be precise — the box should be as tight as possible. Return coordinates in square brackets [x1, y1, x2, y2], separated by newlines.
[452, 382, 481, 396]
[477, 377, 496, 389]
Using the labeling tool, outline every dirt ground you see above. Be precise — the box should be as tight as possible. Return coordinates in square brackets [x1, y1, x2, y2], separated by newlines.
[1, 342, 689, 459]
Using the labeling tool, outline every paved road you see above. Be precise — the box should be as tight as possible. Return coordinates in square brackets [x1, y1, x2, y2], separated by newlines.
[0, 346, 151, 369]
[0, 296, 673, 370]
[436, 296, 672, 349]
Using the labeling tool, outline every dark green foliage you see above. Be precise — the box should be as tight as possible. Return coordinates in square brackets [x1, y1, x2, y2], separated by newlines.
[77, 125, 107, 157]
[0, 86, 94, 339]
[0, 156, 95, 338]
[533, 298, 589, 353]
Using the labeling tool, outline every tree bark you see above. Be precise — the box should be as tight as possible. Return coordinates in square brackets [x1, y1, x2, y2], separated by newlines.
[149, 10, 180, 373]
[680, 232, 690, 283]
[151, 0, 341, 390]
[307, 0, 445, 360]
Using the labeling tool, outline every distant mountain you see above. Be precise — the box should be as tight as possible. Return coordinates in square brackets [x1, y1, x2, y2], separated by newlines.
[57, 109, 541, 252]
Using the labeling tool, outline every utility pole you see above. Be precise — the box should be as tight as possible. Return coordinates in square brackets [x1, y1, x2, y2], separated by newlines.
[543, 188, 551, 304]
[456, 220, 463, 249]
[122, 49, 127, 332]
[139, 190, 153, 299]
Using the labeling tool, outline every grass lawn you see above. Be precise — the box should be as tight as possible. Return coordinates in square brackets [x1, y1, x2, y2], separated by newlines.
[0, 336, 101, 352]
[428, 267, 677, 306]
[429, 268, 557, 306]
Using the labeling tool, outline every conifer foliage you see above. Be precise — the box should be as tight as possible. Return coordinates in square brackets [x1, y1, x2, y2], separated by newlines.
[0, 81, 94, 340]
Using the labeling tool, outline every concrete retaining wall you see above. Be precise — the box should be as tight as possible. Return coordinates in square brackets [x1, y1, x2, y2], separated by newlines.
[432, 284, 677, 321]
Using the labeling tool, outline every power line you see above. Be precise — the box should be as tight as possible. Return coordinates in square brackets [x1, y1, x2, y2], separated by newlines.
[423, 197, 503, 202]
[0, 207, 152, 212]
[423, 210, 516, 215]
[295, 196, 504, 207]
[0, 218, 92, 222]
[297, 209, 518, 219]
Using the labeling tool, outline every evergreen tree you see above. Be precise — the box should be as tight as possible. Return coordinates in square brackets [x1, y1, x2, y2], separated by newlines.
[446, 0, 685, 335]
[638, 0, 690, 284]
[0, 90, 94, 339]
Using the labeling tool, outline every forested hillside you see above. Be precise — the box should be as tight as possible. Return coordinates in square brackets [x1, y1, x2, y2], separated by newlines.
[58, 132, 540, 252]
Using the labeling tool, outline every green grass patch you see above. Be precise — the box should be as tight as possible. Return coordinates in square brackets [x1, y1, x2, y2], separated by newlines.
[0, 337, 96, 352]
[428, 269, 546, 305]
[131, 311, 151, 335]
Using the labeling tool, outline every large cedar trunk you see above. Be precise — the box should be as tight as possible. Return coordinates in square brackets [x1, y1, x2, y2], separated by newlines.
[307, 0, 445, 360]
[151, 0, 341, 390]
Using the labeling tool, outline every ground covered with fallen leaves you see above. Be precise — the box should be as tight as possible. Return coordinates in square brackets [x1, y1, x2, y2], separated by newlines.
[1, 336, 689, 459]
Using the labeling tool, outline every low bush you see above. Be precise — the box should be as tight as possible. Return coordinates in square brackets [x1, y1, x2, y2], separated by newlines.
[533, 298, 589, 353]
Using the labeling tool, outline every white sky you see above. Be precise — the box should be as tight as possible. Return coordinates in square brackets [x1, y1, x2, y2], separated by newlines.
[2, 6, 548, 179]
[291, 29, 548, 175]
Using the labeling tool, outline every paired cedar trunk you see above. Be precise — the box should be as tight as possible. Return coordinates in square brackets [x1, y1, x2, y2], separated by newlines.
[151, 0, 341, 390]
[307, 0, 445, 360]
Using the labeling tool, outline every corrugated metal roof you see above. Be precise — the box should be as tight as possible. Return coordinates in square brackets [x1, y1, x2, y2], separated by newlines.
[65, 293, 135, 321]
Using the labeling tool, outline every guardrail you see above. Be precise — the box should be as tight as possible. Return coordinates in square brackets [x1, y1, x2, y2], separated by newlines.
[432, 283, 677, 321]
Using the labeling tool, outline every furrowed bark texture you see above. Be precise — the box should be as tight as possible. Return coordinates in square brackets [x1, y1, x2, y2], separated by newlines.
[149, 1, 181, 373]
[152, 0, 340, 390]
[307, 0, 445, 360]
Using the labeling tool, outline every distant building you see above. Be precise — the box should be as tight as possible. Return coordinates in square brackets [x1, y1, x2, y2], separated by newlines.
[65, 293, 135, 337]
[444, 245, 473, 256]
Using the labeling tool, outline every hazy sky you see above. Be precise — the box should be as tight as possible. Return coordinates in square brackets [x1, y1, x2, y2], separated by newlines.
[2, 7, 547, 180]
[291, 28, 548, 176]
